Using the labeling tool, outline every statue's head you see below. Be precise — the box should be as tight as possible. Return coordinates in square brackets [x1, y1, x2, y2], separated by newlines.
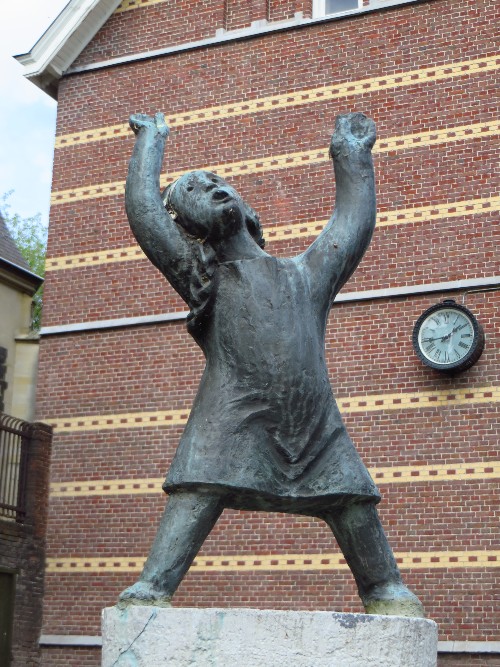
[162, 171, 264, 248]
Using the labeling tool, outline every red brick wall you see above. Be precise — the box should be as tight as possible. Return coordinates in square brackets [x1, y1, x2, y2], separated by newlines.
[43, 649, 500, 667]
[73, 0, 227, 68]
[38, 0, 499, 663]
[72, 0, 312, 69]
[224, 0, 264, 30]
[438, 658, 500, 667]
[41, 646, 100, 667]
[267, 0, 297, 21]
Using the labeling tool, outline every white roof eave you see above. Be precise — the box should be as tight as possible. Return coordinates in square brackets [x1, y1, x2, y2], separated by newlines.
[14, 0, 122, 99]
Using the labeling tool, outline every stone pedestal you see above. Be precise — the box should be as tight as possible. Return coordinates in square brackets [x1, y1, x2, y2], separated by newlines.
[102, 606, 438, 667]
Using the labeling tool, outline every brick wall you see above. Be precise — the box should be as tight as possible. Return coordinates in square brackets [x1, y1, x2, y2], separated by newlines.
[37, 0, 499, 663]
[40, 649, 500, 667]
[439, 658, 500, 667]
[71, 0, 312, 68]
[41, 646, 100, 667]
[0, 422, 52, 667]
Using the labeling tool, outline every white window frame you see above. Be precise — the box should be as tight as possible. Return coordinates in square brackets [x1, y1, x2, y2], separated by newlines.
[312, 0, 363, 19]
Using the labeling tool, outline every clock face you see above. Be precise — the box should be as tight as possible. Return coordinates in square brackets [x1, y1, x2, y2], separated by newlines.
[413, 301, 485, 372]
[417, 308, 474, 365]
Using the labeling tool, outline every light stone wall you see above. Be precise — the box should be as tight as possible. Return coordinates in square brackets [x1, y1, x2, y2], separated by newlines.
[102, 607, 438, 667]
[0, 281, 38, 420]
[11, 338, 39, 422]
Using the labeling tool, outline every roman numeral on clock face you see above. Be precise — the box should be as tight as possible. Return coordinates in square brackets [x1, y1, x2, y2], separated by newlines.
[413, 302, 484, 372]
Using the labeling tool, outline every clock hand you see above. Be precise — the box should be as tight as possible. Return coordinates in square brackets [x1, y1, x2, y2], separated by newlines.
[441, 322, 465, 341]
[441, 324, 464, 342]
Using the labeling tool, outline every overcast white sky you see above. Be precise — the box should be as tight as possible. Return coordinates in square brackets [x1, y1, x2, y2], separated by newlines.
[0, 0, 70, 227]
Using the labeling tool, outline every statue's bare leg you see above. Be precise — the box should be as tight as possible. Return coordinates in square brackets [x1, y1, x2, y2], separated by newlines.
[321, 501, 424, 617]
[118, 491, 224, 607]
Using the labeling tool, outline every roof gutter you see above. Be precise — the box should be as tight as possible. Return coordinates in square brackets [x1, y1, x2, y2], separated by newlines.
[0, 257, 44, 295]
[14, 0, 122, 99]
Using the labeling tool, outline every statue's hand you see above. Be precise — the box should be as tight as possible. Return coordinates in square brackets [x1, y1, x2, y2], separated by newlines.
[129, 112, 170, 138]
[330, 113, 376, 159]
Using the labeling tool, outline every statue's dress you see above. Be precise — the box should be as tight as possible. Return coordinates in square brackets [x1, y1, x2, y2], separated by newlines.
[164, 255, 379, 514]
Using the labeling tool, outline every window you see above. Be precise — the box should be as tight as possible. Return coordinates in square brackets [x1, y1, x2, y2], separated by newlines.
[313, 0, 362, 17]
[0, 415, 30, 523]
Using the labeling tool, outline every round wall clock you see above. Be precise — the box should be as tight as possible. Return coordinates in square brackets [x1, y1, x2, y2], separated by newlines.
[412, 299, 485, 373]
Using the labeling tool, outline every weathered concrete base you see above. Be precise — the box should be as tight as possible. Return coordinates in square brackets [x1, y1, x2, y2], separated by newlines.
[102, 606, 438, 667]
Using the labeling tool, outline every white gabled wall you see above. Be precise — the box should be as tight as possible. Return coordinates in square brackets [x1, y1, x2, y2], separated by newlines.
[14, 0, 122, 98]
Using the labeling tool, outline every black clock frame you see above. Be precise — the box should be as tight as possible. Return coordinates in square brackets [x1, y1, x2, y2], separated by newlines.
[412, 300, 485, 373]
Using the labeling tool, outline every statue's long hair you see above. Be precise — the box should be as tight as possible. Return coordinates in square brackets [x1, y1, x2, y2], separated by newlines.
[162, 178, 265, 326]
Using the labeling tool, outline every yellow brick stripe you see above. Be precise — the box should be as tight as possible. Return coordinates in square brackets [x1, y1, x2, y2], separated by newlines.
[339, 386, 499, 413]
[55, 55, 500, 148]
[46, 245, 146, 271]
[45, 550, 500, 573]
[50, 120, 500, 206]
[44, 194, 500, 271]
[46, 408, 190, 432]
[266, 194, 500, 242]
[51, 477, 166, 497]
[49, 461, 500, 497]
[115, 0, 166, 12]
[371, 461, 500, 485]
[375, 195, 500, 228]
[43, 385, 500, 433]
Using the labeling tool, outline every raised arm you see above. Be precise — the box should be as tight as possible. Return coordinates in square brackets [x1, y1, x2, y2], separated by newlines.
[296, 113, 376, 309]
[126, 113, 194, 304]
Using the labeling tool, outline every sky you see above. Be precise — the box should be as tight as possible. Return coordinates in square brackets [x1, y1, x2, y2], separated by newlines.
[0, 0, 70, 227]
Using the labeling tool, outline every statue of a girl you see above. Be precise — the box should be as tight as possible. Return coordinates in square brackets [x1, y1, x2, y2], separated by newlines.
[119, 111, 423, 617]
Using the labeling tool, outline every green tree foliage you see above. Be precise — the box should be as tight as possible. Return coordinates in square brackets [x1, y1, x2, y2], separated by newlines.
[1, 192, 47, 331]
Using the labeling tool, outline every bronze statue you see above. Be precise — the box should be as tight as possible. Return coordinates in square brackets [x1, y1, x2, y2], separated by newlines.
[119, 111, 424, 617]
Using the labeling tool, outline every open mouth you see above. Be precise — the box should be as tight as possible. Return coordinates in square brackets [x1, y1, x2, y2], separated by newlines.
[212, 189, 232, 203]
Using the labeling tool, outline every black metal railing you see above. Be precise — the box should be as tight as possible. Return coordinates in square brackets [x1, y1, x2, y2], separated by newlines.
[0, 414, 35, 522]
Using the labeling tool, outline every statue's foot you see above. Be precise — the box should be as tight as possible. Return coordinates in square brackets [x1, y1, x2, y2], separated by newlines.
[117, 581, 172, 609]
[362, 582, 425, 618]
